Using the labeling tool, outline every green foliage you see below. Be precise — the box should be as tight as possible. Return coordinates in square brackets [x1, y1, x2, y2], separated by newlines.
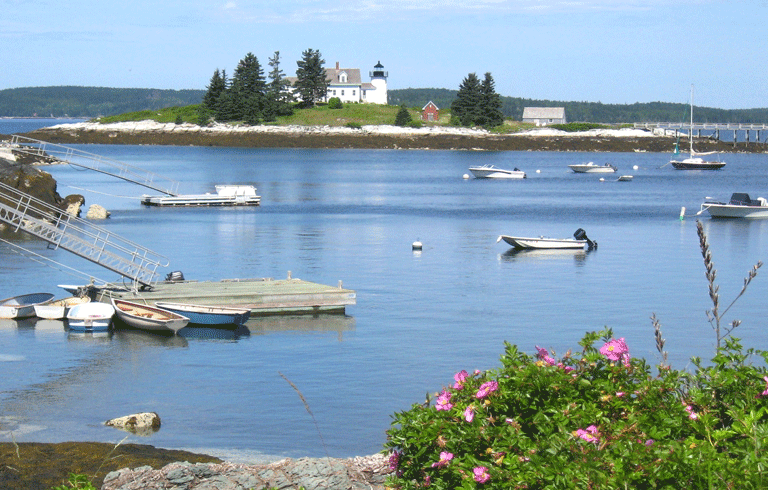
[50, 473, 97, 490]
[550, 122, 611, 132]
[345, 122, 362, 129]
[295, 48, 329, 108]
[328, 97, 343, 109]
[98, 105, 201, 124]
[385, 331, 768, 489]
[451, 73, 481, 127]
[395, 104, 413, 126]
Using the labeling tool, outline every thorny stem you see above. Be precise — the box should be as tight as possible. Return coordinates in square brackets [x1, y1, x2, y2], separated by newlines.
[651, 313, 668, 367]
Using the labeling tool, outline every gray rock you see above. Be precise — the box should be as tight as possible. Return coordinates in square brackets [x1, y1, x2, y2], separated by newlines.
[105, 412, 161, 436]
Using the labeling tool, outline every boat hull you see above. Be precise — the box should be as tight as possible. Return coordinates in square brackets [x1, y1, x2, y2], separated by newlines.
[0, 293, 55, 319]
[703, 204, 768, 219]
[67, 303, 115, 332]
[154, 302, 251, 326]
[468, 166, 526, 179]
[112, 299, 190, 333]
[498, 235, 587, 250]
[670, 159, 725, 170]
[568, 164, 617, 173]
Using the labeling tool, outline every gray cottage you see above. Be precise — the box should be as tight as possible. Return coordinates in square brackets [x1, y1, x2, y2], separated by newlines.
[522, 107, 566, 126]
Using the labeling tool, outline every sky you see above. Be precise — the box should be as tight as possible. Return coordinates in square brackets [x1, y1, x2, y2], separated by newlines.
[1, 0, 767, 109]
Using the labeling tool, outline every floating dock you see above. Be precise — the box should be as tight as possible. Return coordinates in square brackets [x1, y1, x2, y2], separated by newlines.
[67, 276, 356, 316]
[141, 185, 260, 207]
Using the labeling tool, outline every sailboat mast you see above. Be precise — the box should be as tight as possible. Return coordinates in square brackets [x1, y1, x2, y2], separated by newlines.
[689, 84, 694, 155]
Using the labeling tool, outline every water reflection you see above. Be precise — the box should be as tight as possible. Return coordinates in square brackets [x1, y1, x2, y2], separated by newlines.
[179, 325, 250, 341]
[499, 248, 591, 264]
[245, 314, 356, 340]
[112, 329, 189, 348]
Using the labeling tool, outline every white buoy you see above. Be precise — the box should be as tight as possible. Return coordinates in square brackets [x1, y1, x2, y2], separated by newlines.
[599, 177, 605, 182]
[680, 206, 686, 220]
[412, 240, 423, 251]
[463, 174, 470, 179]
[536, 169, 541, 173]
[633, 165, 639, 170]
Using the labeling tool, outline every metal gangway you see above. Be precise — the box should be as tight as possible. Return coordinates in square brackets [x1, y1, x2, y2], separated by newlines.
[0, 180, 168, 288]
[5, 134, 180, 196]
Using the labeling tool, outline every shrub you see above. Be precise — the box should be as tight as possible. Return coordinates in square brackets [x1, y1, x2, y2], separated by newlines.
[385, 331, 768, 489]
[345, 122, 362, 130]
[395, 104, 412, 127]
[328, 97, 343, 109]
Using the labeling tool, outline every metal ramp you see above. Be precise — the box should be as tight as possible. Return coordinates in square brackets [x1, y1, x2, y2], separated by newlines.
[5, 134, 180, 196]
[0, 181, 168, 288]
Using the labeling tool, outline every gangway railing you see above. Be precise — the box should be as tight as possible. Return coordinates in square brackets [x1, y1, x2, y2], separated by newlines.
[0, 181, 168, 288]
[5, 135, 180, 196]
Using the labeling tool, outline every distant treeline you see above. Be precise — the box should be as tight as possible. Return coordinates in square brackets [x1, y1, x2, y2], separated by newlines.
[2, 86, 768, 123]
[390, 88, 768, 124]
[0, 86, 205, 118]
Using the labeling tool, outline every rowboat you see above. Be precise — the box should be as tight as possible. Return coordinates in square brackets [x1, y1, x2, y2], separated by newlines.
[468, 165, 526, 179]
[154, 302, 251, 326]
[700, 193, 768, 219]
[112, 299, 190, 334]
[568, 162, 617, 173]
[67, 302, 115, 332]
[34, 296, 91, 320]
[497, 228, 597, 250]
[0, 293, 55, 319]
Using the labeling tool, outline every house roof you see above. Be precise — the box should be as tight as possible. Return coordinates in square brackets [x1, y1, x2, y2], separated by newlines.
[522, 107, 565, 119]
[422, 101, 439, 111]
[325, 67, 362, 85]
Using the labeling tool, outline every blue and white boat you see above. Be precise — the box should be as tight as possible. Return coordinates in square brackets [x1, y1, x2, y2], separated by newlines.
[154, 302, 251, 326]
[67, 302, 115, 332]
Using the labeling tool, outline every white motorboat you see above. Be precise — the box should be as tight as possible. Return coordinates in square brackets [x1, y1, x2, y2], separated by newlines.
[468, 165, 526, 179]
[497, 228, 597, 250]
[669, 86, 725, 170]
[617, 175, 633, 182]
[0, 293, 55, 319]
[568, 162, 617, 173]
[112, 299, 190, 334]
[700, 193, 768, 219]
[67, 302, 115, 332]
[34, 296, 91, 320]
[141, 185, 261, 206]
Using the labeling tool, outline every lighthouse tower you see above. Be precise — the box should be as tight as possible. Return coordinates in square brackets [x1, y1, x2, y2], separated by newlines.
[367, 61, 388, 105]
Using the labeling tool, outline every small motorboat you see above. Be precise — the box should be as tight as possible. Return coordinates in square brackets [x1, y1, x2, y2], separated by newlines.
[0, 293, 55, 319]
[112, 299, 190, 334]
[468, 165, 526, 179]
[154, 302, 251, 326]
[699, 193, 768, 219]
[34, 296, 91, 320]
[67, 302, 115, 332]
[497, 228, 597, 250]
[617, 175, 633, 182]
[568, 162, 617, 173]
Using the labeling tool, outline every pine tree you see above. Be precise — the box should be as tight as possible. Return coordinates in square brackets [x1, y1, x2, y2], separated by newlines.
[264, 51, 294, 121]
[230, 52, 266, 122]
[294, 48, 329, 107]
[395, 104, 412, 126]
[450, 73, 481, 127]
[478, 72, 504, 128]
[202, 69, 227, 118]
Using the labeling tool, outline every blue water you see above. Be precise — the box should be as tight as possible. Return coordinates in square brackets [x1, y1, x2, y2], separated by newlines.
[2, 123, 768, 462]
[0, 118, 87, 135]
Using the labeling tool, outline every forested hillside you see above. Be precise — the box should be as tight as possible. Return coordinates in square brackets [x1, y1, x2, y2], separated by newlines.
[389, 88, 768, 124]
[0, 87, 204, 117]
[2, 86, 767, 123]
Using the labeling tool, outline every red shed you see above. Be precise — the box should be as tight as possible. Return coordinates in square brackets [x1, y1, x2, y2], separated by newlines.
[421, 101, 440, 122]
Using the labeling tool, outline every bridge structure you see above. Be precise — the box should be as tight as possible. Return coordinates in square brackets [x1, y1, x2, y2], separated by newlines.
[633, 122, 768, 144]
[5, 134, 181, 196]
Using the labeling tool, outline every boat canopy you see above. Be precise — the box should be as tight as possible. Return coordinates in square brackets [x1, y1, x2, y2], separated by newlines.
[729, 193, 759, 206]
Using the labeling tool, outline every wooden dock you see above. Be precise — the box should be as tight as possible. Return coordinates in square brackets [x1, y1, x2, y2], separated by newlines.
[77, 277, 356, 316]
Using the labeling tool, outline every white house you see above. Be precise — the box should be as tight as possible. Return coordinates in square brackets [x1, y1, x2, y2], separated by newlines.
[324, 61, 388, 104]
[522, 107, 566, 126]
[288, 61, 388, 105]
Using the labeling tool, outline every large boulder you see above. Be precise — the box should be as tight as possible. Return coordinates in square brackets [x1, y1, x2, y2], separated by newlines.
[86, 203, 110, 219]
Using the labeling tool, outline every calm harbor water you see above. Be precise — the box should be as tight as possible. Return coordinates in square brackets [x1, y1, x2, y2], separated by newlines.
[2, 120, 768, 462]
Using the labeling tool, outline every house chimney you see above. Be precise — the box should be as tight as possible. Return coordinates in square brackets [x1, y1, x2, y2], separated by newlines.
[336, 61, 339, 69]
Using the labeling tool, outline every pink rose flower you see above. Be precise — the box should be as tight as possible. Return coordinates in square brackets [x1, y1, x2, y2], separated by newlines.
[464, 405, 475, 422]
[476, 380, 498, 399]
[473, 466, 491, 483]
[435, 390, 453, 411]
[431, 451, 454, 468]
[453, 370, 469, 390]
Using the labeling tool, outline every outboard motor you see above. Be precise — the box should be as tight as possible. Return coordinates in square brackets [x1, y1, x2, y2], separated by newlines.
[574, 228, 597, 250]
[165, 270, 185, 282]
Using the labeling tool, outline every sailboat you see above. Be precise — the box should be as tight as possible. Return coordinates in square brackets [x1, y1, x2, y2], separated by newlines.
[669, 86, 726, 170]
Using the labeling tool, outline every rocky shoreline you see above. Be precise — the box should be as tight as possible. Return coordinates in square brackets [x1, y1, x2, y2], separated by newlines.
[17, 120, 762, 153]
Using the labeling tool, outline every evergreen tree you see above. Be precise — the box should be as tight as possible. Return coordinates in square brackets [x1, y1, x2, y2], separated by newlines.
[264, 51, 294, 121]
[294, 48, 329, 107]
[478, 72, 504, 128]
[450, 73, 481, 126]
[230, 53, 266, 122]
[395, 104, 412, 126]
[202, 68, 227, 118]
